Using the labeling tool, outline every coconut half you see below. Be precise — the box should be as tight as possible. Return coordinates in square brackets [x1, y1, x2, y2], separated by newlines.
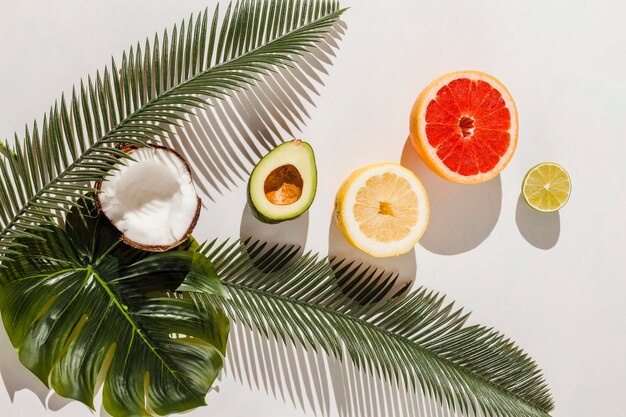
[96, 145, 201, 252]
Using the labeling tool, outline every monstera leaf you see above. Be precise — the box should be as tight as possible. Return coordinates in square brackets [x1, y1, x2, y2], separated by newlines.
[0, 201, 229, 417]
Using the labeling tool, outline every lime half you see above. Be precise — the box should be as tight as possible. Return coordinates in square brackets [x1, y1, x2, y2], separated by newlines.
[522, 163, 571, 212]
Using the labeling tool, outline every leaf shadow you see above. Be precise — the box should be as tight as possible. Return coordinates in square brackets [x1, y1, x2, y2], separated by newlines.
[222, 320, 464, 417]
[0, 317, 75, 411]
[328, 213, 417, 299]
[0, 322, 48, 406]
[164, 22, 346, 204]
[239, 204, 310, 270]
[215, 241, 464, 417]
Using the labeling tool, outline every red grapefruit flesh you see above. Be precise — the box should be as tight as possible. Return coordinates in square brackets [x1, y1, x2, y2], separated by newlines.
[410, 71, 518, 184]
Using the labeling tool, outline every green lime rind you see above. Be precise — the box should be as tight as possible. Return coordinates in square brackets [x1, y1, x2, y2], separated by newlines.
[522, 162, 571, 212]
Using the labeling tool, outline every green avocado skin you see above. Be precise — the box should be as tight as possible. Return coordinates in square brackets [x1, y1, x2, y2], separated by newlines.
[247, 182, 282, 224]
[246, 180, 313, 224]
[247, 140, 317, 224]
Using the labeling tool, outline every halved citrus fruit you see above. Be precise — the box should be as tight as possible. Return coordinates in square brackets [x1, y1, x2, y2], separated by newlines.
[334, 163, 429, 258]
[522, 162, 571, 212]
[410, 70, 518, 184]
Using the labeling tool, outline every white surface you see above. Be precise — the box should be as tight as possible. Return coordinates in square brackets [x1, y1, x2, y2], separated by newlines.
[1, 1, 625, 417]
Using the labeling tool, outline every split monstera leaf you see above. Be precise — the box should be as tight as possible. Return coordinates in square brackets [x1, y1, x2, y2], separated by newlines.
[0, 199, 229, 416]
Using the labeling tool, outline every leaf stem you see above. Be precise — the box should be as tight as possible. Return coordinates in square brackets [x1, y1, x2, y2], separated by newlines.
[89, 267, 188, 388]
[94, 239, 122, 266]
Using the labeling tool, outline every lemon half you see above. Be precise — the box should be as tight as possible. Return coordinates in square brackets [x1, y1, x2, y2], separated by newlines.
[334, 163, 429, 257]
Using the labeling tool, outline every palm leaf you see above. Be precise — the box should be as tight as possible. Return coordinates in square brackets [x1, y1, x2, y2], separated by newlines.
[0, 0, 345, 266]
[0, 200, 229, 417]
[198, 240, 554, 417]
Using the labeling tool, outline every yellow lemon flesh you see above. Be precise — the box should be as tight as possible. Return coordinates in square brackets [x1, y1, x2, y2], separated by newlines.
[334, 163, 429, 257]
[522, 162, 571, 212]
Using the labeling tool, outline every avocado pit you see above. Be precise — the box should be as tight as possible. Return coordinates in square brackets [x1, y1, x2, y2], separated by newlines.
[264, 165, 304, 205]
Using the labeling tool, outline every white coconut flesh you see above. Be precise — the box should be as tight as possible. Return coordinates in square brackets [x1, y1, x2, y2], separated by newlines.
[98, 147, 200, 249]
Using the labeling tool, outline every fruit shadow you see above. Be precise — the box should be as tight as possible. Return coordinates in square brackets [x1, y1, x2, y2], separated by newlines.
[515, 193, 560, 249]
[400, 137, 502, 255]
[221, 321, 458, 417]
[239, 203, 309, 269]
[327, 216, 417, 298]
[164, 23, 345, 204]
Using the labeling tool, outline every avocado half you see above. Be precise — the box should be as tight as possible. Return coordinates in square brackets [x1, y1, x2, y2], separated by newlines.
[248, 140, 317, 224]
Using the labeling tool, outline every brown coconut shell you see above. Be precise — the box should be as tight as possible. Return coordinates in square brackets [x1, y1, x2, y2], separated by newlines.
[94, 144, 201, 252]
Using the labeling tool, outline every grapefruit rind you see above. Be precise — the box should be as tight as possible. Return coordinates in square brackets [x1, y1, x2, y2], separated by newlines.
[410, 70, 518, 184]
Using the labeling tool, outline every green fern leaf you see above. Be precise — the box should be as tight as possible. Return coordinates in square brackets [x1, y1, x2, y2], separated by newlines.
[199, 240, 554, 417]
[0, 0, 345, 266]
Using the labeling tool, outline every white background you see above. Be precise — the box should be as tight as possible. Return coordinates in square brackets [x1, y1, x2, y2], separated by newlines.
[1, 1, 625, 417]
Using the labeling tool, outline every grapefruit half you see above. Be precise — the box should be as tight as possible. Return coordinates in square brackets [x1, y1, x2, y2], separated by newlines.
[409, 71, 518, 184]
